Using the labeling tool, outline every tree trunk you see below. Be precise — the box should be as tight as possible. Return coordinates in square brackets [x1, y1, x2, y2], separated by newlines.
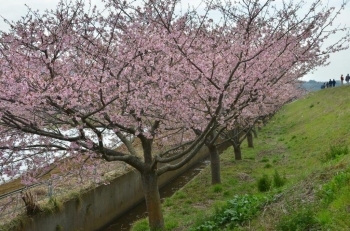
[233, 144, 242, 160]
[247, 131, 254, 148]
[208, 144, 221, 185]
[141, 170, 164, 231]
[252, 127, 258, 138]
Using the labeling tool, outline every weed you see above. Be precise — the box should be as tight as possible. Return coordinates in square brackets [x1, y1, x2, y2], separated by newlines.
[212, 184, 223, 193]
[49, 198, 63, 212]
[264, 163, 272, 168]
[257, 174, 271, 192]
[163, 198, 174, 207]
[41, 197, 63, 214]
[131, 219, 149, 231]
[324, 145, 349, 161]
[273, 170, 286, 187]
[277, 208, 319, 231]
[318, 170, 350, 204]
[227, 178, 238, 185]
[192, 195, 264, 231]
[173, 190, 186, 199]
[309, 104, 314, 108]
[165, 219, 178, 230]
[316, 210, 332, 226]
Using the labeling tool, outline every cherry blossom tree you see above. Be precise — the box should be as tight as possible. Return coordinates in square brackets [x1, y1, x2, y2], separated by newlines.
[0, 0, 349, 230]
[224, 80, 306, 160]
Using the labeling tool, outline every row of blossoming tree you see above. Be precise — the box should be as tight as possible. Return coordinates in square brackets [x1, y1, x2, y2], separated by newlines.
[0, 0, 349, 230]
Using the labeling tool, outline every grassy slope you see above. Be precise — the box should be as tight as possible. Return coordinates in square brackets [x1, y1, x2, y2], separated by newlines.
[132, 85, 350, 231]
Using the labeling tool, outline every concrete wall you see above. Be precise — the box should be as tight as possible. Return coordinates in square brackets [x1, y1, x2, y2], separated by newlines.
[20, 141, 230, 231]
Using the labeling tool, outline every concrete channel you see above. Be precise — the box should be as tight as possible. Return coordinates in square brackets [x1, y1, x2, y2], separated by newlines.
[100, 158, 211, 230]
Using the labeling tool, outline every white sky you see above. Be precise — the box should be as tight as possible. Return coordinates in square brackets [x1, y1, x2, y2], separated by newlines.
[0, 0, 349, 82]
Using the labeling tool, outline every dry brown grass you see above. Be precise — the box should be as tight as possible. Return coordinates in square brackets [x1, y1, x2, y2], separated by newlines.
[0, 179, 24, 195]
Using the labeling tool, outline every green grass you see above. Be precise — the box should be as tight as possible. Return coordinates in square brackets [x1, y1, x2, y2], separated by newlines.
[132, 85, 350, 230]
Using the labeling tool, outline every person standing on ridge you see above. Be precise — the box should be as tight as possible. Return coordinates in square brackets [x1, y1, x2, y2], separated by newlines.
[346, 74, 350, 84]
[332, 79, 336, 87]
[329, 79, 333, 87]
[341, 74, 344, 85]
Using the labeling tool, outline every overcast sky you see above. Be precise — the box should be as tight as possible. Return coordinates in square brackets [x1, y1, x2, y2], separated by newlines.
[0, 0, 349, 82]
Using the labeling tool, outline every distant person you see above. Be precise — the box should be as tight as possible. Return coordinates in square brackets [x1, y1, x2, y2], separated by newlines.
[329, 79, 333, 87]
[341, 74, 344, 85]
[332, 79, 336, 87]
[326, 82, 329, 88]
[346, 74, 350, 84]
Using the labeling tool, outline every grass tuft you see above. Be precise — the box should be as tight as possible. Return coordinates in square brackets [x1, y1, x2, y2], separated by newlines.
[257, 174, 271, 192]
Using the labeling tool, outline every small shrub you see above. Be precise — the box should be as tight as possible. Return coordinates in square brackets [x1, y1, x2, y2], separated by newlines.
[260, 158, 269, 163]
[257, 174, 271, 192]
[273, 170, 286, 187]
[309, 104, 314, 108]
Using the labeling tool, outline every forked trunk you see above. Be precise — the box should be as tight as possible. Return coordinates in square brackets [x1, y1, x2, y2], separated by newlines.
[247, 131, 254, 148]
[208, 144, 221, 184]
[233, 144, 242, 160]
[141, 170, 164, 231]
